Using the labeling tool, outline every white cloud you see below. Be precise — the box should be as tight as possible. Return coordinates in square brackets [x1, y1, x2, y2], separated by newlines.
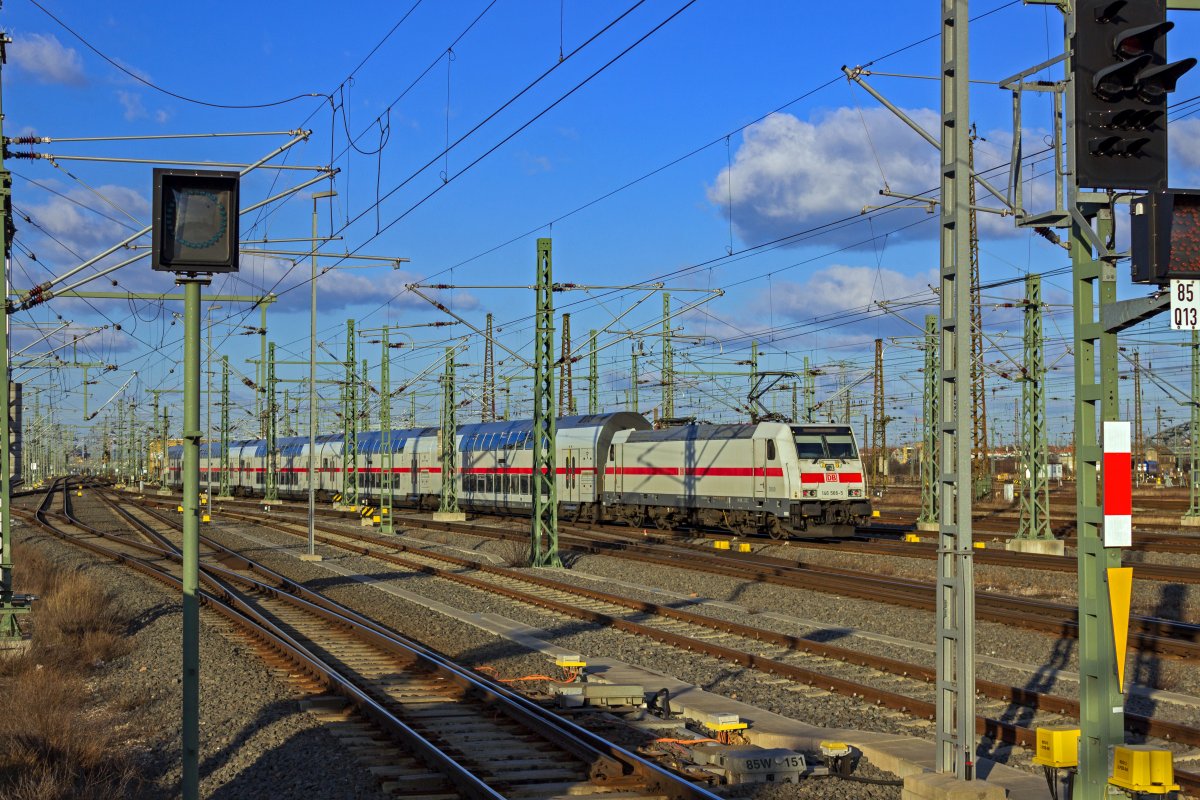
[9, 33, 86, 86]
[21, 183, 149, 266]
[708, 109, 1050, 248]
[766, 263, 937, 321]
[117, 91, 146, 121]
[1171, 118, 1200, 178]
[236, 254, 478, 315]
[708, 108, 941, 248]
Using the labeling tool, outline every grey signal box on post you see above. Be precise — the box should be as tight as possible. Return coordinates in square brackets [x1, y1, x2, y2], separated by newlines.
[152, 168, 240, 273]
[1131, 189, 1200, 284]
[1073, 0, 1195, 191]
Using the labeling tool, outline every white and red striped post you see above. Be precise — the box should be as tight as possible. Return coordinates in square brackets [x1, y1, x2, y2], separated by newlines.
[1103, 421, 1132, 548]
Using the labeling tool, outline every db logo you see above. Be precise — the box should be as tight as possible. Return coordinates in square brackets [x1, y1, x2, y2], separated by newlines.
[824, 473, 838, 483]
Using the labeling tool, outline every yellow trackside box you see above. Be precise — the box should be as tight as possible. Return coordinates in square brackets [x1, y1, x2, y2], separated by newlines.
[714, 540, 730, 550]
[1032, 726, 1079, 768]
[554, 654, 586, 669]
[1109, 745, 1179, 795]
[737, 543, 751, 553]
[903, 533, 921, 543]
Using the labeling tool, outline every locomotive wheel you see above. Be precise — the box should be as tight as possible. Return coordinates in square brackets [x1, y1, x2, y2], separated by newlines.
[765, 516, 785, 539]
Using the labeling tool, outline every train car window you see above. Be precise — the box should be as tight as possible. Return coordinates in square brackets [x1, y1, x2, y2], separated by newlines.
[766, 441, 776, 461]
[825, 435, 858, 459]
[485, 474, 494, 493]
[521, 474, 530, 495]
[609, 445, 615, 461]
[794, 435, 825, 459]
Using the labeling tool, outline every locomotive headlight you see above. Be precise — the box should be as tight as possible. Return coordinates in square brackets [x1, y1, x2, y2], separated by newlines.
[803, 489, 818, 498]
[849, 488, 863, 497]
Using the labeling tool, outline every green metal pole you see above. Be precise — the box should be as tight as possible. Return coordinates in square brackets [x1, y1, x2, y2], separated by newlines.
[588, 330, 599, 415]
[258, 303, 268, 438]
[531, 238, 561, 567]
[179, 278, 203, 800]
[662, 294, 674, 419]
[1074, 207, 1124, 799]
[749, 340, 758, 422]
[159, 406, 170, 494]
[264, 343, 278, 503]
[504, 375, 514, 420]
[344, 319, 357, 506]
[1185, 331, 1200, 522]
[918, 315, 939, 531]
[380, 330, 393, 533]
[218, 356, 231, 498]
[437, 347, 461, 516]
[1017, 274, 1051, 541]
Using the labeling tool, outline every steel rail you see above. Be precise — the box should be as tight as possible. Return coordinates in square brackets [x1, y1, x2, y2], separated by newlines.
[205, 505, 1200, 755]
[89, 488, 718, 800]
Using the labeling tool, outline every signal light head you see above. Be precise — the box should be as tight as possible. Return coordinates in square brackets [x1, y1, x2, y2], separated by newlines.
[1112, 21, 1173, 59]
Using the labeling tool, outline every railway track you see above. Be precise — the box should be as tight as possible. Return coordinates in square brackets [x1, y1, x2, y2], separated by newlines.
[138, 491, 1200, 660]
[119, 491, 1200, 792]
[24, 481, 714, 800]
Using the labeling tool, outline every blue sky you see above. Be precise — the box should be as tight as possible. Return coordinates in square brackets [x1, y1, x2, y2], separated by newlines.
[4, 0, 1200, 454]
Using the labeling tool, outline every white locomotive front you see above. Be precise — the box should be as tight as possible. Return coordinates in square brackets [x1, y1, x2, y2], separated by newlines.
[603, 421, 870, 537]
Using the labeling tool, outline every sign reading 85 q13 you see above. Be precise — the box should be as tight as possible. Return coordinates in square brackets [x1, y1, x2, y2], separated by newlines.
[1171, 280, 1200, 330]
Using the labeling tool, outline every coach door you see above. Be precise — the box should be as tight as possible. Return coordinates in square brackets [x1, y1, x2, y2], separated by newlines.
[563, 448, 580, 504]
[418, 450, 435, 495]
[752, 439, 768, 500]
[578, 448, 594, 501]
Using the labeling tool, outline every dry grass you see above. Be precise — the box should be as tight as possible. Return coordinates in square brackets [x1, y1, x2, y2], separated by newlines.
[0, 542, 142, 799]
[492, 536, 532, 568]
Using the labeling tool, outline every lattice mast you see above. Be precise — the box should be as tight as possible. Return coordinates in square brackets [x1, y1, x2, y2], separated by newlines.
[343, 319, 358, 505]
[1017, 274, 1051, 540]
[482, 313, 495, 422]
[218, 356, 231, 498]
[559, 313, 574, 416]
[1188, 332, 1200, 520]
[264, 342, 278, 502]
[918, 315, 939, 528]
[531, 239, 562, 567]
[871, 338, 888, 491]
[662, 293, 674, 419]
[588, 330, 599, 414]
[1133, 349, 1144, 475]
[438, 346, 460, 514]
[968, 134, 989, 491]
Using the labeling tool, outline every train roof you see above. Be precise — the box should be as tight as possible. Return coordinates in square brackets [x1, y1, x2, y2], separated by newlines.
[174, 413, 652, 459]
[624, 423, 759, 443]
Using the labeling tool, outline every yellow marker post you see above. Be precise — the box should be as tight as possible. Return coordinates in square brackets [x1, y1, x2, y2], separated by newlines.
[1108, 567, 1133, 692]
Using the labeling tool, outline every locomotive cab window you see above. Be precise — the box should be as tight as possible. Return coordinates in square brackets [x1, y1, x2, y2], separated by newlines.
[794, 434, 824, 460]
[825, 434, 858, 459]
[766, 440, 776, 461]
